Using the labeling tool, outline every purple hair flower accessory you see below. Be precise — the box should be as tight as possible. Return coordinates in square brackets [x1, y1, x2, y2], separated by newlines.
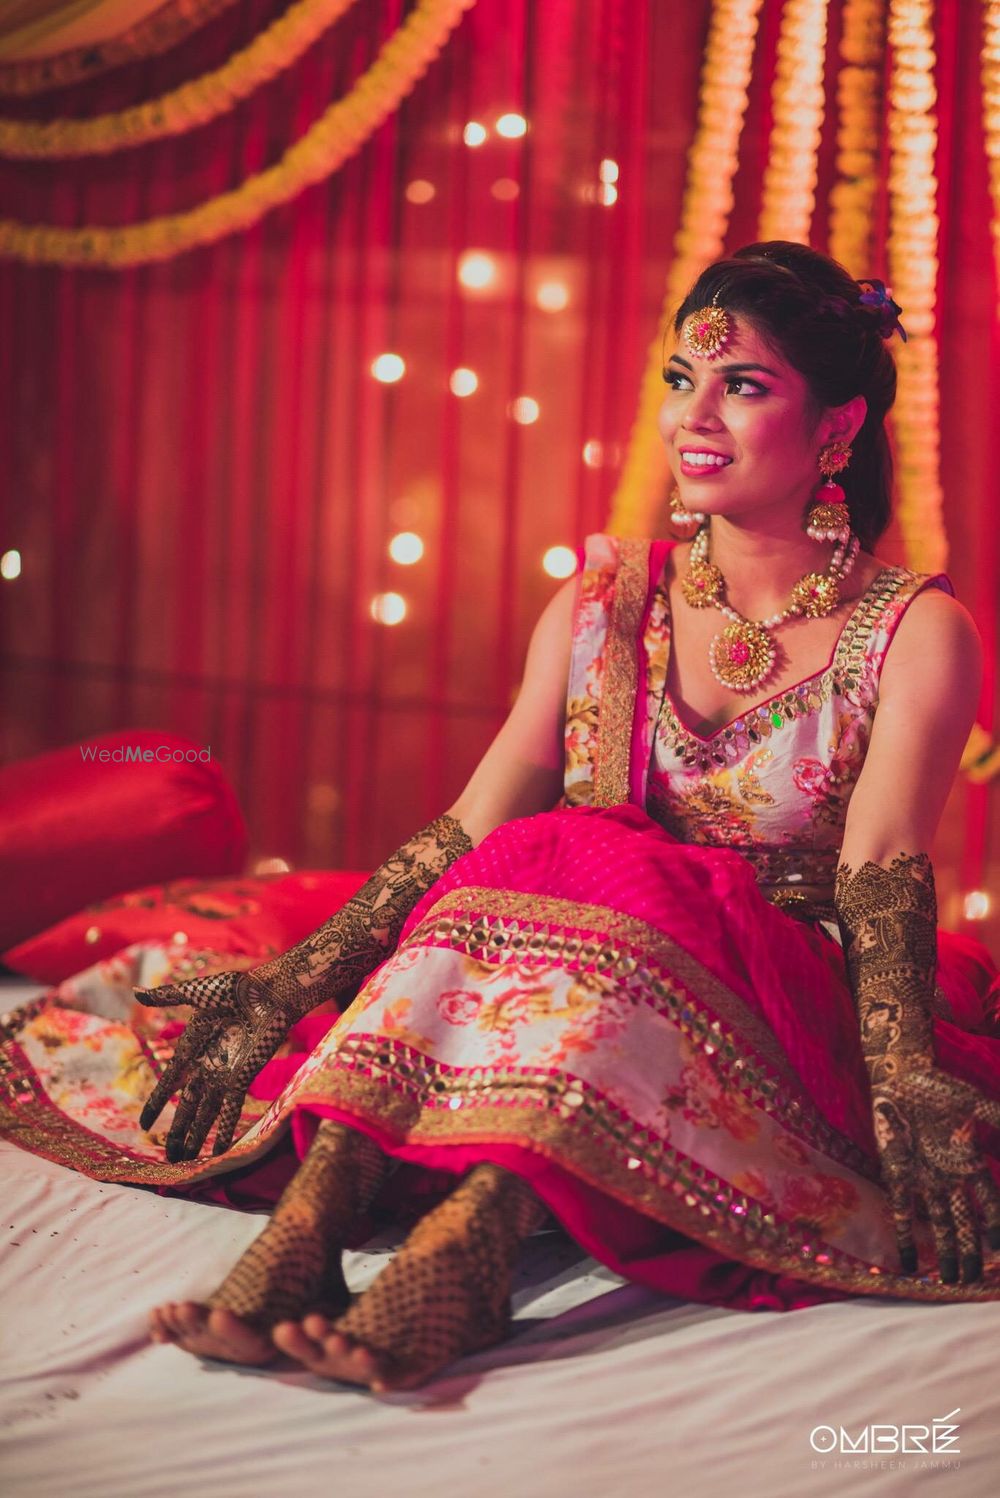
[856, 279, 908, 342]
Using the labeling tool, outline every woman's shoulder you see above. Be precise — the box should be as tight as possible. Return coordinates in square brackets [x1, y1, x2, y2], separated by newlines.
[877, 565, 982, 702]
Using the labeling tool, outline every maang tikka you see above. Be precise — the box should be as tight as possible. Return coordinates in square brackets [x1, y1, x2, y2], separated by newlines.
[669, 291, 733, 534]
[683, 290, 734, 361]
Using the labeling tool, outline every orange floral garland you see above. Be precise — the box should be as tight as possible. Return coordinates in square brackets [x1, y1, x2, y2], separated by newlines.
[0, 0, 240, 97]
[984, 0, 1000, 307]
[0, 0, 476, 267]
[607, 0, 764, 537]
[886, 0, 947, 572]
[757, 0, 831, 242]
[829, 0, 886, 275]
[0, 0, 360, 159]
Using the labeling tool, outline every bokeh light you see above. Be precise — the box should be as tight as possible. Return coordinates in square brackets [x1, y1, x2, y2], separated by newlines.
[449, 367, 479, 396]
[963, 890, 991, 920]
[536, 280, 569, 312]
[370, 591, 407, 625]
[463, 121, 487, 146]
[490, 178, 520, 201]
[1, 549, 21, 580]
[510, 396, 540, 424]
[496, 113, 528, 138]
[458, 251, 497, 290]
[371, 353, 405, 383]
[389, 531, 424, 565]
[542, 545, 576, 579]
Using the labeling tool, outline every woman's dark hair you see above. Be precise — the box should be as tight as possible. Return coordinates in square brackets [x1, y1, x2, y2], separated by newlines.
[672, 241, 898, 551]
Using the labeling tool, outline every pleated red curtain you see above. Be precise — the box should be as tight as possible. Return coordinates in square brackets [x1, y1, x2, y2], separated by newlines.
[0, 0, 996, 944]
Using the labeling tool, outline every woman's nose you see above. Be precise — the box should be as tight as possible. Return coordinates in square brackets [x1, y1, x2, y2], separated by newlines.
[682, 391, 724, 431]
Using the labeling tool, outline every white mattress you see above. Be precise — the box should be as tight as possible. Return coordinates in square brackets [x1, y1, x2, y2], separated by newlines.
[1, 976, 996, 1497]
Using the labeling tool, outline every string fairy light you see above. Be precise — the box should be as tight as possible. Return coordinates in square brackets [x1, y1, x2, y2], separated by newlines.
[757, 0, 831, 242]
[984, 1, 1000, 309]
[829, 0, 887, 275]
[886, 0, 947, 572]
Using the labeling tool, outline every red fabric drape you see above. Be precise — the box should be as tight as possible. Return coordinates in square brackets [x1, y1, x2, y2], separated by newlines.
[0, 0, 996, 949]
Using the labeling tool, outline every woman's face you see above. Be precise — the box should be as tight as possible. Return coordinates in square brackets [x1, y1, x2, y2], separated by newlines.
[658, 314, 842, 522]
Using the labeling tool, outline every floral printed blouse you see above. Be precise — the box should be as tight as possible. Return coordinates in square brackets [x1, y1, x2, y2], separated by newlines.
[562, 533, 952, 920]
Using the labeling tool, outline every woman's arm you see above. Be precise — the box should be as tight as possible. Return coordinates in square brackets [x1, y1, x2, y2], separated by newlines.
[836, 585, 982, 869]
[138, 574, 579, 1159]
[445, 573, 577, 844]
[833, 586, 1000, 1283]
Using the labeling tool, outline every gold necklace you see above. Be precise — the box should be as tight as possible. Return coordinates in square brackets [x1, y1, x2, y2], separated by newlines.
[680, 524, 861, 692]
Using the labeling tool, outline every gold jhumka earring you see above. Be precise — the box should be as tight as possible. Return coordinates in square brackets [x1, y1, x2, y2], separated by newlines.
[806, 443, 853, 543]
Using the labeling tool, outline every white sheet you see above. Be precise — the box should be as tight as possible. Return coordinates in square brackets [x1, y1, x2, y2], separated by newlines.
[1, 977, 996, 1497]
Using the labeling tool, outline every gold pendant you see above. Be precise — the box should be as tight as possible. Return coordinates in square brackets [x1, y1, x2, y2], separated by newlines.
[681, 558, 724, 607]
[789, 572, 841, 618]
[708, 622, 776, 692]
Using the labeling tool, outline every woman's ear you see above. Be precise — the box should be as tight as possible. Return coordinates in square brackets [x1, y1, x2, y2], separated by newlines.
[823, 393, 868, 447]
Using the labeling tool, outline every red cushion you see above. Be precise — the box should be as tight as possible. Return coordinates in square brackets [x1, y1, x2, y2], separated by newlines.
[0, 729, 249, 952]
[2, 868, 371, 985]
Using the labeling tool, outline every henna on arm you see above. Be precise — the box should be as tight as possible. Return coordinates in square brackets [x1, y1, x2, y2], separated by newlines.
[136, 814, 474, 1162]
[835, 852, 1000, 1284]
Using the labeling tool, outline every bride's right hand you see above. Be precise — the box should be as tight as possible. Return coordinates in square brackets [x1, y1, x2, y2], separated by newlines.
[134, 970, 294, 1163]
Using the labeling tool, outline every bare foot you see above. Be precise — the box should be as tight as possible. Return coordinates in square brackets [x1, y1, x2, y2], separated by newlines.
[273, 1162, 545, 1391]
[149, 1204, 350, 1365]
[149, 1301, 277, 1365]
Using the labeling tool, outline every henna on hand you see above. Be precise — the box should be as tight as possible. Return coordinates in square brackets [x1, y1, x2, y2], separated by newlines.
[136, 814, 473, 1161]
[835, 852, 1000, 1283]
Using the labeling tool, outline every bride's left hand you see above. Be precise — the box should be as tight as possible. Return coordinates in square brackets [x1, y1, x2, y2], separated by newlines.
[870, 1064, 1000, 1284]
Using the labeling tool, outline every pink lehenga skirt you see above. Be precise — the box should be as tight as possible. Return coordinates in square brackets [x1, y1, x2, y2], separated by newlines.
[4, 803, 1000, 1310]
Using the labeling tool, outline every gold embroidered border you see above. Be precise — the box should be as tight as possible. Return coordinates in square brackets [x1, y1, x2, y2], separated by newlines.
[593, 537, 650, 806]
[4, 1005, 998, 1300]
[279, 1059, 1000, 1303]
[409, 886, 877, 1178]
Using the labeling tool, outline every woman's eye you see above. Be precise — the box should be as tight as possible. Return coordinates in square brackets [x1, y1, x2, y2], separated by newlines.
[661, 370, 765, 396]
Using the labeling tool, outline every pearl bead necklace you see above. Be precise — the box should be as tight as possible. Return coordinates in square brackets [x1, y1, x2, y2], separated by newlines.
[682, 523, 861, 692]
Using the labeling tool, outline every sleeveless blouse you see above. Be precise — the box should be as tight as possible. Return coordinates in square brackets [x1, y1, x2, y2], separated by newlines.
[562, 534, 952, 921]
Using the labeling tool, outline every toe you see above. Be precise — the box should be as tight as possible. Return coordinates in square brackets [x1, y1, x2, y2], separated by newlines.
[301, 1312, 333, 1341]
[273, 1320, 326, 1366]
[175, 1300, 208, 1336]
[149, 1306, 173, 1343]
[206, 1308, 274, 1365]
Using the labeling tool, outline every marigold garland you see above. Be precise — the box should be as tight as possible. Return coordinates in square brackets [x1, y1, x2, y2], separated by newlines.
[0, 0, 360, 159]
[829, 0, 886, 275]
[984, 0, 1000, 308]
[0, 0, 476, 267]
[607, 0, 764, 538]
[0, 0, 239, 97]
[886, 0, 947, 573]
[757, 0, 830, 242]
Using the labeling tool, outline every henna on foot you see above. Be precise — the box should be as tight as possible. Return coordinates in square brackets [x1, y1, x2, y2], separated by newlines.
[273, 1160, 548, 1391]
[149, 1120, 390, 1364]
